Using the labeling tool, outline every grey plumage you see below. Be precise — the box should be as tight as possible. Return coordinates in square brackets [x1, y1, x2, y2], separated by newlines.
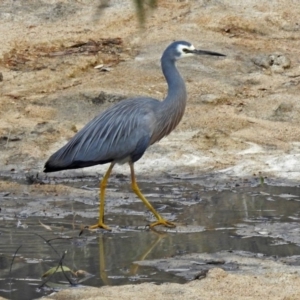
[44, 41, 225, 229]
[45, 99, 156, 171]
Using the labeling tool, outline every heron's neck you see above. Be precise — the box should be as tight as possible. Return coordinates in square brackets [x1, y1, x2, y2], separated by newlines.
[151, 57, 187, 144]
[162, 58, 187, 107]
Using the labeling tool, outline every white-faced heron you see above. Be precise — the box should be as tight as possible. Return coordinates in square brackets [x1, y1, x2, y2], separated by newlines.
[44, 41, 225, 230]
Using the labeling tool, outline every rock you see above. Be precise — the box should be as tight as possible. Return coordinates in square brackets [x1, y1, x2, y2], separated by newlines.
[252, 55, 273, 69]
[270, 54, 291, 69]
[252, 54, 291, 72]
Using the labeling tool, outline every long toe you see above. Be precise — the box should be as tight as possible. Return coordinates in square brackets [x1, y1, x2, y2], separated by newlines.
[149, 219, 176, 228]
[88, 223, 112, 231]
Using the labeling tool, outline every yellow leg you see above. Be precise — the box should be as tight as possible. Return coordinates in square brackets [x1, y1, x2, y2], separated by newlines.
[129, 162, 176, 228]
[89, 163, 115, 231]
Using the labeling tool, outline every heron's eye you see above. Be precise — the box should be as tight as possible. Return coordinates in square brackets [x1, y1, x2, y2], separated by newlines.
[182, 48, 189, 53]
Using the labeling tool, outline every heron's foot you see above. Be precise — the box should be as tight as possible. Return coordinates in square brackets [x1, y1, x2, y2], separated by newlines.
[149, 218, 176, 228]
[88, 222, 112, 231]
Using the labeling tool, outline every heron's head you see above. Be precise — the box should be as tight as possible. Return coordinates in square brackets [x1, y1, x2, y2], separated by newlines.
[163, 40, 225, 61]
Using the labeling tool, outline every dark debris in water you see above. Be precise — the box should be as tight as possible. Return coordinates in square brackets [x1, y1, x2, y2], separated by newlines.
[135, 250, 300, 281]
[135, 254, 239, 281]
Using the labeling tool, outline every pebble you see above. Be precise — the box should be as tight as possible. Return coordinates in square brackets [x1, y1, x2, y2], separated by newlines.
[252, 54, 291, 72]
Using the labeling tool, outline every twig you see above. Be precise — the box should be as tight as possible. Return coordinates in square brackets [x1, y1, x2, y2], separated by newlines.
[34, 233, 60, 257]
[9, 245, 22, 292]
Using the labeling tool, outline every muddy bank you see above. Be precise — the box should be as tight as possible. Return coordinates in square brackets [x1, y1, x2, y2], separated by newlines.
[1, 179, 300, 299]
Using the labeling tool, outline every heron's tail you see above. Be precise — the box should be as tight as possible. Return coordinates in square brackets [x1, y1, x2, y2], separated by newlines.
[44, 161, 68, 173]
[44, 152, 112, 173]
[43, 149, 78, 172]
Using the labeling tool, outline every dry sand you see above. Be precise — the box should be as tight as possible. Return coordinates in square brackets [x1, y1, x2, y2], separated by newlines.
[1, 0, 300, 181]
[42, 267, 300, 300]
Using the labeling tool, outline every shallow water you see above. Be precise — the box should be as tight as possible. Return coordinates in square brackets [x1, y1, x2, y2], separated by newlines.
[1, 178, 300, 300]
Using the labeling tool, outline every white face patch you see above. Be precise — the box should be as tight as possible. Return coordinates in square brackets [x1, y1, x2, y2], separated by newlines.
[176, 44, 196, 58]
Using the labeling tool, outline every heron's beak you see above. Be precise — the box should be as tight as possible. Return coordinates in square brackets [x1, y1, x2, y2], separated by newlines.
[190, 49, 225, 57]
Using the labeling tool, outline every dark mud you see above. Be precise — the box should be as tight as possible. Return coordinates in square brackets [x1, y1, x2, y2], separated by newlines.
[1, 173, 300, 299]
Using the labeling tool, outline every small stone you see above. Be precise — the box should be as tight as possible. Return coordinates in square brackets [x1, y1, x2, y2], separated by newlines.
[258, 231, 269, 235]
[252, 53, 291, 70]
[271, 65, 285, 74]
[198, 94, 220, 104]
[252, 55, 272, 69]
[272, 54, 291, 68]
[274, 102, 293, 114]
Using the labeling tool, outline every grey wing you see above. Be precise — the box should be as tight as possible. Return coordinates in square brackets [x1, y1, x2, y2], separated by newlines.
[44, 98, 157, 172]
